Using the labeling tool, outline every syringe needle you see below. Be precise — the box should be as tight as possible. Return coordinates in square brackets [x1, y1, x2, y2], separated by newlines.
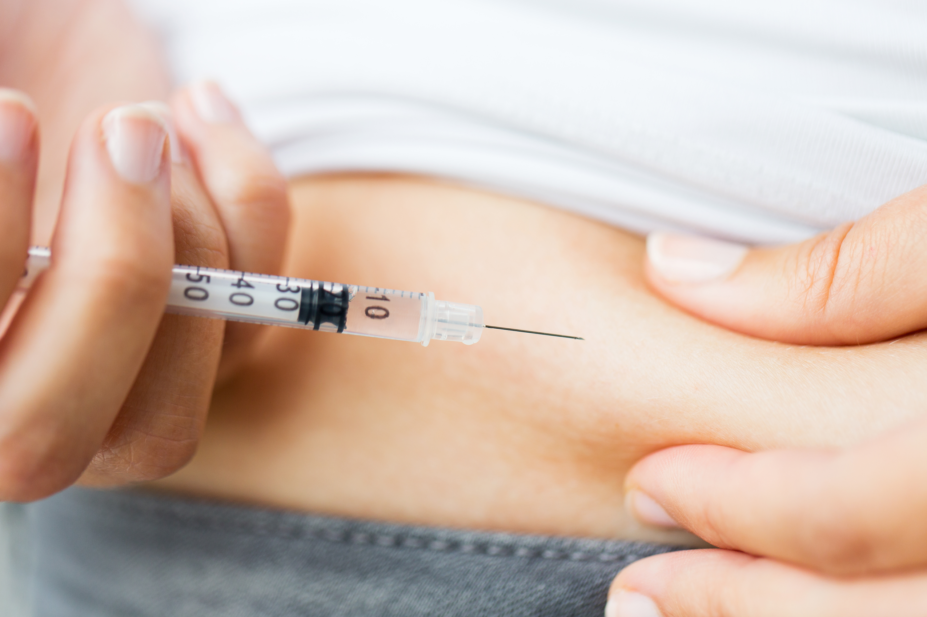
[484, 325, 584, 341]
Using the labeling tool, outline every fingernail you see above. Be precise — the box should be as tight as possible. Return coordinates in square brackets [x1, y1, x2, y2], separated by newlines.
[647, 232, 747, 283]
[605, 592, 663, 617]
[102, 105, 168, 184]
[626, 490, 679, 528]
[0, 89, 38, 163]
[138, 101, 184, 164]
[190, 81, 239, 124]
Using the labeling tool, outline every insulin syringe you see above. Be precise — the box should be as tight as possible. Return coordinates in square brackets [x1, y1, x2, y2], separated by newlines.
[20, 247, 581, 346]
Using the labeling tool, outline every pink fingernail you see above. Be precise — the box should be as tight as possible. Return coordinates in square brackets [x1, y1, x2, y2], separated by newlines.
[138, 101, 184, 164]
[647, 232, 747, 283]
[190, 81, 239, 124]
[0, 89, 38, 163]
[626, 490, 679, 528]
[102, 105, 168, 184]
[605, 592, 663, 617]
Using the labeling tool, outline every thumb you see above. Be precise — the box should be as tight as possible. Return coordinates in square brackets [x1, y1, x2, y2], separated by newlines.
[645, 185, 927, 345]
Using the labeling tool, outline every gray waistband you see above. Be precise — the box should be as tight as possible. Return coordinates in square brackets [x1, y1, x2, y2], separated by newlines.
[15, 488, 686, 617]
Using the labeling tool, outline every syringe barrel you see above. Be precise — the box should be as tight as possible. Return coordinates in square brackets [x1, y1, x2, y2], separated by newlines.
[167, 269, 483, 345]
[19, 248, 483, 346]
[344, 289, 482, 346]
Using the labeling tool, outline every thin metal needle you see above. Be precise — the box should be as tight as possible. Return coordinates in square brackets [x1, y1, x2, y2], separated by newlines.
[484, 325, 584, 341]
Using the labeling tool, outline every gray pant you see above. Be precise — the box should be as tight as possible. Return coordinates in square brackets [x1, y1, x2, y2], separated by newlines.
[5, 488, 686, 616]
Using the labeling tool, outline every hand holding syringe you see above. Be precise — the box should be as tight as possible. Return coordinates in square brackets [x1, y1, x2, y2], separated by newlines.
[0, 87, 579, 507]
[20, 247, 582, 346]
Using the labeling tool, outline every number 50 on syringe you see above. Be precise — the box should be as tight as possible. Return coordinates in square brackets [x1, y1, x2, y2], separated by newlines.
[19, 247, 581, 346]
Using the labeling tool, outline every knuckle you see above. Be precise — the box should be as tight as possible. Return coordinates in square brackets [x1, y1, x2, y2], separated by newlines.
[92, 410, 203, 482]
[0, 243, 26, 278]
[713, 585, 750, 617]
[171, 191, 230, 267]
[825, 228, 892, 332]
[791, 218, 911, 343]
[0, 458, 45, 502]
[713, 557, 779, 617]
[93, 437, 198, 483]
[219, 165, 289, 216]
[84, 249, 172, 307]
[0, 426, 78, 502]
[786, 223, 858, 339]
[799, 497, 878, 574]
[701, 497, 739, 549]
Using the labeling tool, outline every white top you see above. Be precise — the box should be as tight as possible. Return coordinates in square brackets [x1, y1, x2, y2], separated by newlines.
[129, 0, 927, 244]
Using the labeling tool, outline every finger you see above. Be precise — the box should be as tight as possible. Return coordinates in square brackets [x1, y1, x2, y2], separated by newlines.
[79, 102, 229, 486]
[645, 185, 927, 345]
[625, 425, 927, 575]
[607, 549, 927, 617]
[172, 81, 289, 276]
[171, 81, 289, 372]
[0, 104, 172, 501]
[0, 90, 38, 310]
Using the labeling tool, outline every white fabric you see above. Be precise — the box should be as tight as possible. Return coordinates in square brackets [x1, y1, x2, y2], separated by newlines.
[129, 0, 927, 244]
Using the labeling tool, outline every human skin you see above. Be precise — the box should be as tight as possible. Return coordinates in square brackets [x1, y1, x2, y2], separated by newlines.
[609, 425, 927, 616]
[0, 0, 289, 497]
[5, 0, 927, 548]
[604, 196, 927, 615]
[150, 173, 927, 544]
[0, 90, 295, 499]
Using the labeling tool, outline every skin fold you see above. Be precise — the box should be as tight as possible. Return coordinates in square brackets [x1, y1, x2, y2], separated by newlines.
[151, 174, 927, 543]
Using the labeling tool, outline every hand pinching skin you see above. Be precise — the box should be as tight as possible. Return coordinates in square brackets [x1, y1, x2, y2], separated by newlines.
[606, 189, 927, 617]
